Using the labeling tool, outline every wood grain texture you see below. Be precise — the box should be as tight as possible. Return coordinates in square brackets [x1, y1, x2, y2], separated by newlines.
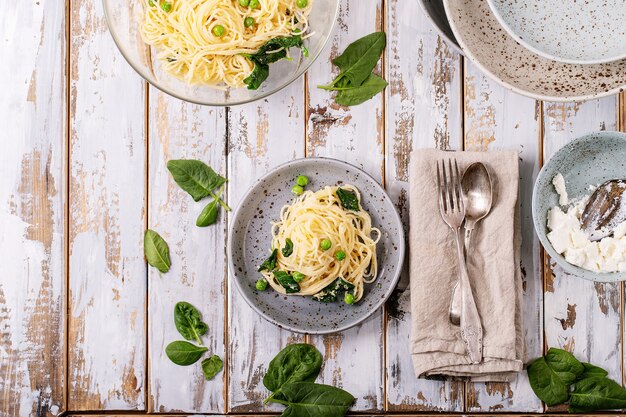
[147, 90, 227, 413]
[384, 0, 464, 411]
[542, 98, 622, 406]
[68, 0, 146, 410]
[0, 1, 67, 416]
[305, 0, 384, 411]
[227, 82, 306, 413]
[462, 64, 543, 413]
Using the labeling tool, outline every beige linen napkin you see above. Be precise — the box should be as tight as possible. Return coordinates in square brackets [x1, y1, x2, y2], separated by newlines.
[410, 149, 524, 381]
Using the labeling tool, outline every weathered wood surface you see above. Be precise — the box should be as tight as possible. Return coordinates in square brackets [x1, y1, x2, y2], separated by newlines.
[4, 0, 626, 415]
[68, 0, 147, 410]
[0, 2, 67, 416]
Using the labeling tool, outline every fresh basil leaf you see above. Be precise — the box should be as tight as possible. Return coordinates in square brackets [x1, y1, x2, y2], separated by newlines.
[282, 238, 294, 257]
[165, 341, 207, 366]
[274, 271, 300, 294]
[545, 347, 584, 385]
[334, 73, 388, 107]
[258, 249, 278, 272]
[267, 382, 354, 417]
[197, 198, 220, 227]
[144, 229, 171, 273]
[569, 377, 626, 412]
[174, 301, 208, 344]
[166, 159, 227, 202]
[579, 362, 609, 380]
[527, 356, 569, 406]
[330, 32, 386, 88]
[336, 188, 360, 211]
[263, 344, 323, 393]
[201, 355, 224, 380]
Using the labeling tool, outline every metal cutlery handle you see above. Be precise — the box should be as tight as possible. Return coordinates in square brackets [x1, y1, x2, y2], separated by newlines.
[455, 228, 483, 364]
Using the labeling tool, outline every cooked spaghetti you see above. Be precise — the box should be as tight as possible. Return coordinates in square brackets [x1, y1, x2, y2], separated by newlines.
[140, 0, 313, 88]
[260, 185, 380, 302]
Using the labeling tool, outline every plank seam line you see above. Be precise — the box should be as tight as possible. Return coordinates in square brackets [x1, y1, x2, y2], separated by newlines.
[224, 105, 231, 414]
[380, 0, 388, 410]
[65, 0, 72, 412]
[144, 81, 150, 411]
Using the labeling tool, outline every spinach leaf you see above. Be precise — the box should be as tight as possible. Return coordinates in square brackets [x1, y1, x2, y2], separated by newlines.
[263, 343, 323, 394]
[274, 271, 300, 293]
[243, 63, 269, 91]
[336, 188, 360, 211]
[165, 341, 207, 366]
[258, 249, 278, 272]
[335, 73, 388, 107]
[545, 347, 584, 385]
[579, 362, 609, 380]
[243, 35, 304, 90]
[326, 32, 386, 89]
[196, 197, 221, 227]
[569, 377, 626, 412]
[166, 160, 229, 210]
[201, 355, 224, 380]
[267, 382, 354, 417]
[174, 301, 208, 344]
[312, 278, 355, 302]
[527, 356, 569, 406]
[144, 229, 171, 273]
[282, 238, 294, 257]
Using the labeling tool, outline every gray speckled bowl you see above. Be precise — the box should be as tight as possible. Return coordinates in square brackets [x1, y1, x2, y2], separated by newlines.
[532, 131, 626, 282]
[417, 0, 463, 55]
[228, 158, 405, 334]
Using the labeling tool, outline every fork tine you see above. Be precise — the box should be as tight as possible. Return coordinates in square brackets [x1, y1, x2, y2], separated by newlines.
[447, 159, 455, 211]
[436, 161, 445, 211]
[454, 158, 463, 212]
[442, 159, 451, 212]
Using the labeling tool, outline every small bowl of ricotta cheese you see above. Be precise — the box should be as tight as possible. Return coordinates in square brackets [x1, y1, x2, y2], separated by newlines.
[533, 131, 626, 281]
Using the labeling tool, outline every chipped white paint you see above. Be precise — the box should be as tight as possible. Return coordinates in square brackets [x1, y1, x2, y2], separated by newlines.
[463, 64, 543, 413]
[543, 98, 622, 385]
[384, 0, 464, 411]
[227, 81, 306, 412]
[68, 0, 146, 410]
[305, 0, 384, 411]
[0, 1, 66, 416]
[147, 91, 227, 413]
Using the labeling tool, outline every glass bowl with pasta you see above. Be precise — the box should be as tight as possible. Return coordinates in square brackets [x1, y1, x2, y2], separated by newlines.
[103, 0, 339, 106]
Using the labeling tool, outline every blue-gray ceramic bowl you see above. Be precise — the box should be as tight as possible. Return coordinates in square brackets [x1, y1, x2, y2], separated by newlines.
[532, 131, 626, 282]
[228, 158, 405, 334]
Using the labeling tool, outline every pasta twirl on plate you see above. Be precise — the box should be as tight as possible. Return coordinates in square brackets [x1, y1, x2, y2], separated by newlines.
[140, 0, 313, 88]
[260, 185, 380, 302]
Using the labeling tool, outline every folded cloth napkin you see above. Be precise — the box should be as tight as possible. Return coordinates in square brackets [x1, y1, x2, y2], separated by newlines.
[410, 149, 524, 382]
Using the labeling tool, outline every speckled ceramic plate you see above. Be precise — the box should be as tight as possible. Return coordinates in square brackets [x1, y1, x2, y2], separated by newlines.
[228, 158, 405, 334]
[417, 0, 463, 54]
[443, 0, 626, 102]
[532, 131, 626, 282]
[487, 0, 626, 65]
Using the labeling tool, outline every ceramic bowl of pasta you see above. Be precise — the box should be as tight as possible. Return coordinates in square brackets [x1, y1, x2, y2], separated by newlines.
[228, 158, 405, 334]
[103, 0, 339, 106]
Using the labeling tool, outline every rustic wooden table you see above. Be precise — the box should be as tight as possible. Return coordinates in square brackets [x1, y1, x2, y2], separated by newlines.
[3, 0, 626, 416]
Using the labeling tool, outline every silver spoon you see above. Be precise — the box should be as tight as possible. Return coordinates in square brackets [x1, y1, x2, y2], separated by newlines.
[449, 162, 493, 326]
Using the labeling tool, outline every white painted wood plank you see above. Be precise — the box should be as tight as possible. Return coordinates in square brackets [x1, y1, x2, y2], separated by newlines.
[69, 0, 146, 410]
[305, 0, 384, 411]
[543, 98, 621, 403]
[147, 91, 227, 413]
[462, 64, 543, 413]
[384, 0, 464, 411]
[227, 83, 306, 412]
[0, 1, 67, 416]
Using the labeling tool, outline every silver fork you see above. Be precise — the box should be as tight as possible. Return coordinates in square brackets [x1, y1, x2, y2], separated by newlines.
[436, 159, 483, 364]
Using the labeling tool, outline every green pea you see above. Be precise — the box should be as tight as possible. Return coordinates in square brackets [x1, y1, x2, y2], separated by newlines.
[291, 185, 304, 196]
[296, 175, 309, 187]
[238, 0, 250, 6]
[148, 0, 156, 6]
[334, 250, 346, 261]
[256, 278, 268, 291]
[161, 1, 172, 12]
[296, 0, 308, 7]
[244, 17, 255, 27]
[344, 293, 355, 305]
[292, 272, 305, 283]
[249, 0, 260, 8]
[212, 24, 226, 37]
[320, 239, 331, 251]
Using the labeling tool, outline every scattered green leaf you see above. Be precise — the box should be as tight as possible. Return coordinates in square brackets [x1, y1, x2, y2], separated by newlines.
[201, 355, 224, 380]
[267, 382, 355, 417]
[144, 229, 171, 273]
[165, 341, 207, 366]
[569, 377, 626, 412]
[335, 73, 388, 106]
[173, 302, 208, 345]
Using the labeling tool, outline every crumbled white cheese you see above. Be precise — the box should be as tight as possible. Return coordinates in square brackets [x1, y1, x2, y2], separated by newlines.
[552, 173, 569, 206]
[547, 174, 626, 273]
